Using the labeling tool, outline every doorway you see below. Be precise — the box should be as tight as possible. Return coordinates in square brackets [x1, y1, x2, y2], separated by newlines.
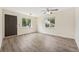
[5, 14, 17, 36]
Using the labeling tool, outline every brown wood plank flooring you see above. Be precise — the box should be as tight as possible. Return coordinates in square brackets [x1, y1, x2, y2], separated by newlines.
[0, 33, 79, 52]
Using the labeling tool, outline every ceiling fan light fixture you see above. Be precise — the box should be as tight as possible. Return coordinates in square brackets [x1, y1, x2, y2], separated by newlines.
[42, 8, 59, 15]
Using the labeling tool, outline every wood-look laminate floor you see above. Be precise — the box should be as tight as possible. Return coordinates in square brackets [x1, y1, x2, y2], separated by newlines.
[0, 33, 79, 52]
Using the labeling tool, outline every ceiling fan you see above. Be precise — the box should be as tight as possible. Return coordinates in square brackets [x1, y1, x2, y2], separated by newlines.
[42, 8, 59, 14]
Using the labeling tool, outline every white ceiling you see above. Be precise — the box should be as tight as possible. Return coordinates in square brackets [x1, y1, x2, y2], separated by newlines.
[2, 7, 72, 16]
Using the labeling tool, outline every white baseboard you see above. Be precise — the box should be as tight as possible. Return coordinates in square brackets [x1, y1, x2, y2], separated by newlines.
[38, 32, 75, 40]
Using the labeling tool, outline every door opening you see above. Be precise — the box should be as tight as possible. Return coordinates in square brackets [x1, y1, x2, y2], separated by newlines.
[5, 14, 17, 36]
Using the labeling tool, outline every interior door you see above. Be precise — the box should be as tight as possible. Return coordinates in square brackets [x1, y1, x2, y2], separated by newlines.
[5, 14, 17, 36]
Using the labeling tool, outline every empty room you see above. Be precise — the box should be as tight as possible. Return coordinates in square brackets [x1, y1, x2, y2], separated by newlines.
[0, 7, 79, 52]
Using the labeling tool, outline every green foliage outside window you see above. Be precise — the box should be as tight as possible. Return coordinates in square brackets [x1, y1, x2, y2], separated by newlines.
[22, 18, 31, 27]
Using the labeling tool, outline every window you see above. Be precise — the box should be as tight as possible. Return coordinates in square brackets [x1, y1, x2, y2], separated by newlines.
[22, 18, 31, 27]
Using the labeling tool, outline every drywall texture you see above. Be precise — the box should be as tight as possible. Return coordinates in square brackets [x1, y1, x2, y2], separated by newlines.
[2, 9, 37, 36]
[75, 8, 79, 48]
[37, 8, 75, 39]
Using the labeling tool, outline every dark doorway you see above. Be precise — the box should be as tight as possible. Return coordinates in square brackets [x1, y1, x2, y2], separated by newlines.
[5, 14, 17, 36]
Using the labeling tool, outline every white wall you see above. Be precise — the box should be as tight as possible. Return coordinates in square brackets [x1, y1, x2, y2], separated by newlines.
[37, 8, 75, 39]
[3, 9, 37, 37]
[0, 9, 3, 48]
[2, 8, 75, 39]
[17, 14, 37, 35]
[75, 8, 79, 48]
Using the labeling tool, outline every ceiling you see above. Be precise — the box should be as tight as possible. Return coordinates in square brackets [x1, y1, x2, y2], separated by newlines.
[2, 7, 72, 16]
